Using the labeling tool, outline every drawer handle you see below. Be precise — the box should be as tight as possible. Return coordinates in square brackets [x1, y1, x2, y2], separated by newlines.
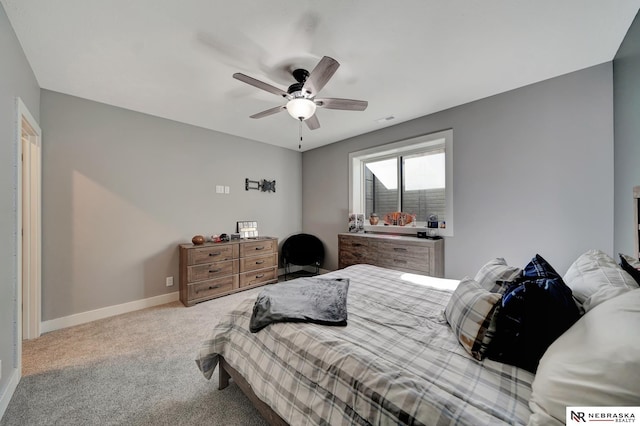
[197, 285, 220, 294]
[255, 246, 265, 251]
[255, 260, 265, 265]
[209, 268, 222, 273]
[393, 247, 407, 252]
[353, 243, 363, 247]
[255, 274, 265, 278]
[208, 253, 221, 257]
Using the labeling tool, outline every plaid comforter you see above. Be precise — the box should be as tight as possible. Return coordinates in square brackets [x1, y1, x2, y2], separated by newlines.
[196, 264, 534, 425]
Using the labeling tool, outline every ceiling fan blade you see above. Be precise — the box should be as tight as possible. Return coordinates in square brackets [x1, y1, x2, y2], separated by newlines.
[302, 56, 339, 96]
[305, 114, 320, 130]
[250, 105, 286, 119]
[233, 73, 289, 98]
[315, 97, 368, 111]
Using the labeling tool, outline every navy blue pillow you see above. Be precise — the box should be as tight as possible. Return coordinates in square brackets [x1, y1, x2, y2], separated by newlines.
[487, 256, 581, 373]
[523, 253, 561, 279]
[619, 253, 640, 286]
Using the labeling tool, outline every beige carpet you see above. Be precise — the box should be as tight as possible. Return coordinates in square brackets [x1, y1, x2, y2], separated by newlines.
[1, 288, 269, 426]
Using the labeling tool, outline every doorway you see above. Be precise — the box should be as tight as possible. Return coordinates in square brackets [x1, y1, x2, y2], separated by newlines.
[16, 97, 42, 353]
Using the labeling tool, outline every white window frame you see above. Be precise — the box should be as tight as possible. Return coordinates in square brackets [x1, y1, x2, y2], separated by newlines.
[349, 129, 453, 237]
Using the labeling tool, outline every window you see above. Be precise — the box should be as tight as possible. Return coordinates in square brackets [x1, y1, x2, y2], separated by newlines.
[349, 129, 453, 236]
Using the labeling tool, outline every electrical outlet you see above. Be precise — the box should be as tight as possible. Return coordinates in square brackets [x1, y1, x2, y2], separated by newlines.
[224, 186, 230, 194]
[215, 185, 224, 194]
[166, 276, 174, 287]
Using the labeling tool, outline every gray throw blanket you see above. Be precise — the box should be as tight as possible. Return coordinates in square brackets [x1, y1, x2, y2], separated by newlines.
[249, 277, 349, 333]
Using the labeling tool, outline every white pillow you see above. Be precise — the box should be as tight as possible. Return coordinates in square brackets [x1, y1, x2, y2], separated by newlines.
[527, 288, 640, 425]
[563, 249, 637, 306]
[582, 285, 632, 312]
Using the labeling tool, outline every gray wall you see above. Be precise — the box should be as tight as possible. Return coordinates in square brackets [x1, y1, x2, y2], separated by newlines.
[0, 3, 40, 406]
[303, 63, 614, 279]
[614, 11, 640, 257]
[40, 90, 302, 321]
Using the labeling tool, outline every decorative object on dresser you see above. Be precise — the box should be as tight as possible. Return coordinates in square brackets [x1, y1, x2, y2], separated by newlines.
[338, 232, 444, 277]
[382, 211, 413, 226]
[179, 237, 278, 307]
[347, 213, 364, 233]
[236, 221, 259, 238]
[191, 235, 205, 245]
[426, 214, 442, 239]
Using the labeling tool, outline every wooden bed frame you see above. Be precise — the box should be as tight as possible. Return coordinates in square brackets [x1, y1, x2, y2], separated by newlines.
[218, 356, 288, 426]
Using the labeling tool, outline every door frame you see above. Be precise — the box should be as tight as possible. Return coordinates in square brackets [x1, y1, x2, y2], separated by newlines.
[15, 97, 42, 373]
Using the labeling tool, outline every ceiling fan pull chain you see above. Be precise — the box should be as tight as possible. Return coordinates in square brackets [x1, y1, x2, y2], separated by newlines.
[299, 119, 303, 150]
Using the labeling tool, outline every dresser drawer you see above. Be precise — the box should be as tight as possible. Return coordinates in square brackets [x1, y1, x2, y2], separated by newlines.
[377, 256, 429, 273]
[338, 248, 374, 268]
[240, 239, 277, 257]
[339, 235, 374, 268]
[187, 259, 238, 282]
[187, 275, 238, 301]
[377, 240, 430, 260]
[374, 241, 430, 273]
[239, 267, 278, 288]
[240, 253, 278, 272]
[188, 244, 237, 265]
[338, 234, 371, 251]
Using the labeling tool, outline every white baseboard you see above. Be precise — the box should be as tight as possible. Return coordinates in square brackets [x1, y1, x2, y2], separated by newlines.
[40, 292, 179, 334]
[0, 367, 20, 420]
[37, 267, 334, 335]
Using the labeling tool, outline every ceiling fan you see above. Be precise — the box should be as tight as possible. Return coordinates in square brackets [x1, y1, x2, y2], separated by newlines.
[233, 56, 368, 130]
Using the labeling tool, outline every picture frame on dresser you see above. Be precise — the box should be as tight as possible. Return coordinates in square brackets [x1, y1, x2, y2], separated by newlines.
[237, 221, 259, 239]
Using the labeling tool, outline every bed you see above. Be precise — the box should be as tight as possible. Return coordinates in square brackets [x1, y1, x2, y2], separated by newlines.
[197, 251, 640, 425]
[196, 264, 535, 425]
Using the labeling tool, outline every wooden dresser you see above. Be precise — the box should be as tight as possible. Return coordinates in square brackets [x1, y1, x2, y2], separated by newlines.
[338, 233, 444, 277]
[179, 237, 278, 306]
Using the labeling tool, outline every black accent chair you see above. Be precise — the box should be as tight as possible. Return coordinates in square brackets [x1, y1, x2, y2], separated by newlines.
[281, 233, 325, 281]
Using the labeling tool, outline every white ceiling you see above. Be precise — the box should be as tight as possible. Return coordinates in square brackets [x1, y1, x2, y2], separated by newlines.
[3, 1, 639, 152]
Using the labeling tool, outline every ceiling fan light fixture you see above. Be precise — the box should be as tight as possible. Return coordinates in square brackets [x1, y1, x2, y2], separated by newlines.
[286, 97, 316, 121]
[234, 56, 367, 131]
